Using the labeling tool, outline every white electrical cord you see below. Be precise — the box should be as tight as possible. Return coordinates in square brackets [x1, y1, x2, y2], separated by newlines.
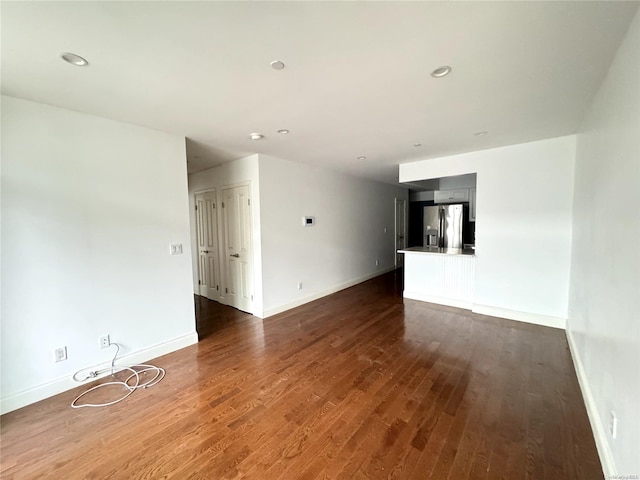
[71, 342, 165, 408]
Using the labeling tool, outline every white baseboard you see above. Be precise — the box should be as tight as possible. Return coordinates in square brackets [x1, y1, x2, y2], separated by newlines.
[0, 332, 198, 415]
[565, 327, 613, 477]
[401, 296, 564, 330]
[403, 291, 473, 310]
[261, 267, 396, 318]
[472, 304, 566, 329]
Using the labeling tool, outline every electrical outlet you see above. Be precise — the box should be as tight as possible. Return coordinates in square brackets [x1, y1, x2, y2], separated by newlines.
[54, 347, 67, 363]
[100, 335, 110, 349]
[375, 260, 380, 266]
[297, 282, 302, 290]
[610, 411, 618, 439]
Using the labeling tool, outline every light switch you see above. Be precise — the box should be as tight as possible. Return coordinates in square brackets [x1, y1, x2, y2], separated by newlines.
[170, 243, 183, 255]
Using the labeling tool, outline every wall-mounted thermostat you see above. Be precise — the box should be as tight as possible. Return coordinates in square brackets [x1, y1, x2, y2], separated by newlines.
[302, 216, 315, 227]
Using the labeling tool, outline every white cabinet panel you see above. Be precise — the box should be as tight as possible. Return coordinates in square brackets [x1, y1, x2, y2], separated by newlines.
[403, 252, 475, 309]
[434, 188, 469, 204]
[469, 188, 476, 222]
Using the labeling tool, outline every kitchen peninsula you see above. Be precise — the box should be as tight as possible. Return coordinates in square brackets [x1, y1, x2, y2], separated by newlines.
[399, 246, 475, 309]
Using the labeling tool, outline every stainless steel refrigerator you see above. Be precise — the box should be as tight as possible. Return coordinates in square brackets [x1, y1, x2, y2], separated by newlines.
[423, 204, 464, 248]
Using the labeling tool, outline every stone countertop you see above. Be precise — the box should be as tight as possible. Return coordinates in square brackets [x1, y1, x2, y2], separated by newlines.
[398, 246, 475, 256]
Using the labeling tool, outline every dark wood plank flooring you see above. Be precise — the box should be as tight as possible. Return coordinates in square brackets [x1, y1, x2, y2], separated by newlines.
[0, 270, 602, 479]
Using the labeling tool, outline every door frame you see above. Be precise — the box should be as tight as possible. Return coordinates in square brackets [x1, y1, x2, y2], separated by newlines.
[220, 181, 254, 313]
[193, 188, 221, 302]
[394, 197, 407, 268]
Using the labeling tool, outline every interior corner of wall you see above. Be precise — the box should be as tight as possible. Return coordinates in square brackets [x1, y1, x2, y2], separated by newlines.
[565, 326, 615, 477]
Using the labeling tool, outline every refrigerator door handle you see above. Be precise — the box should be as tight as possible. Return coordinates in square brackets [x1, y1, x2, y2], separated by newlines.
[438, 207, 444, 247]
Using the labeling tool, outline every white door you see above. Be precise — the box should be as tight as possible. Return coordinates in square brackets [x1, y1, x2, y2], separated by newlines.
[222, 184, 253, 313]
[395, 198, 407, 268]
[195, 190, 220, 300]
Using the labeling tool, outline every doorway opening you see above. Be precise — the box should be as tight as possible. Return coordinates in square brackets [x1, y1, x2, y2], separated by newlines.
[193, 183, 255, 341]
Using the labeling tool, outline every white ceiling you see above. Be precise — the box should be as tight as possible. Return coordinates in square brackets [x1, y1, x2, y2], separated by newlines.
[2, 1, 638, 185]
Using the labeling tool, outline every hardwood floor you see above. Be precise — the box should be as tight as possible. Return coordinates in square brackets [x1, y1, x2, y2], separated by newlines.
[1, 271, 602, 479]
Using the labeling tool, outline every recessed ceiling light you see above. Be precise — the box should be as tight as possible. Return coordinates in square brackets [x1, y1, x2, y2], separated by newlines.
[60, 52, 89, 66]
[431, 66, 452, 78]
[413, 143, 422, 147]
[277, 129, 290, 134]
[270, 60, 285, 70]
[357, 156, 366, 160]
[249, 133, 264, 141]
[474, 131, 488, 136]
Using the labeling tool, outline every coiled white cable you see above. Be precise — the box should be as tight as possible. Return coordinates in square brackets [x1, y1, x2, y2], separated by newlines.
[71, 342, 165, 409]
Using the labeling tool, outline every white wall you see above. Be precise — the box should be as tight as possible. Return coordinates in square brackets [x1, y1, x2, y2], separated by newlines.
[400, 136, 576, 327]
[567, 11, 640, 476]
[259, 155, 408, 317]
[0, 96, 197, 413]
[187, 155, 263, 315]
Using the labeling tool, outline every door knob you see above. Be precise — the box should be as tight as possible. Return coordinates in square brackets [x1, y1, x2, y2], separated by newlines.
[202, 250, 209, 253]
[230, 253, 240, 258]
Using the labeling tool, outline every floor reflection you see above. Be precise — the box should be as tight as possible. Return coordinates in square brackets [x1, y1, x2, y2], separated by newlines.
[194, 295, 265, 355]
